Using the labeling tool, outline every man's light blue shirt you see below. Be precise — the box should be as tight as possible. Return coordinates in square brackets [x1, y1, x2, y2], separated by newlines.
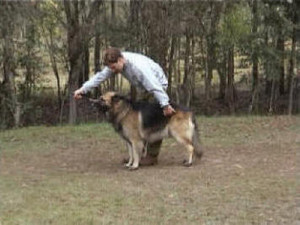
[81, 52, 169, 107]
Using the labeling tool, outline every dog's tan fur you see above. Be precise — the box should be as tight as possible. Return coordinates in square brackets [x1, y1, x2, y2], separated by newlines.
[94, 91, 202, 170]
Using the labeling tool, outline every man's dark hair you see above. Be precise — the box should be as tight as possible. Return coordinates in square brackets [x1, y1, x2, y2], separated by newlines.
[103, 48, 122, 65]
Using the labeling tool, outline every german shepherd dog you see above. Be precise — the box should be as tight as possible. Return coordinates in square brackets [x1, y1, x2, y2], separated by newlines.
[90, 92, 203, 170]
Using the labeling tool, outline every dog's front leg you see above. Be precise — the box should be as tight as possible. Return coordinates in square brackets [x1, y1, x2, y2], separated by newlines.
[125, 142, 133, 168]
[130, 141, 144, 170]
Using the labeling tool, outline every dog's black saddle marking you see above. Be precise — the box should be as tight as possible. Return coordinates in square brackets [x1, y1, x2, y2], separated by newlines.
[132, 101, 169, 130]
[113, 95, 190, 131]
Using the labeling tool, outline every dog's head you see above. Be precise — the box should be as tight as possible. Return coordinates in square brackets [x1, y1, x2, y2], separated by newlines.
[89, 91, 125, 113]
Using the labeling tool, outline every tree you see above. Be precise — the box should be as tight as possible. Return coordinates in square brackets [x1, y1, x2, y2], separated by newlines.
[63, 0, 101, 124]
[141, 2, 169, 73]
[0, 1, 27, 127]
[260, 1, 294, 113]
[219, 2, 251, 114]
[249, 0, 259, 113]
[204, 2, 224, 101]
[1, 2, 19, 127]
[1, 1, 299, 129]
[287, 0, 298, 115]
[39, 1, 65, 108]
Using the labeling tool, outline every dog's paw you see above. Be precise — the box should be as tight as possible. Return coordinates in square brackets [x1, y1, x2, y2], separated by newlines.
[124, 162, 132, 168]
[128, 165, 139, 171]
[182, 159, 193, 167]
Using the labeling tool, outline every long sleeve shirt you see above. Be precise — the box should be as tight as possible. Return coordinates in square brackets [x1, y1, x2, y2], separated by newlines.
[81, 52, 169, 107]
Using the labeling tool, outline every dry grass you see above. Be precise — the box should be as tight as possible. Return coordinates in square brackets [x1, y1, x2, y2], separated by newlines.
[0, 116, 299, 225]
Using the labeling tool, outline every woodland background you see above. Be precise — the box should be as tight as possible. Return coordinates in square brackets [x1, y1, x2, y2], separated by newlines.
[0, 0, 299, 129]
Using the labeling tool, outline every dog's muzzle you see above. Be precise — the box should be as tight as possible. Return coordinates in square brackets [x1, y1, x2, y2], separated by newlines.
[89, 98, 110, 112]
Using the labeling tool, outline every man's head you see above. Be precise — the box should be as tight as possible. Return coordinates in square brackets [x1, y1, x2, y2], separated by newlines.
[103, 48, 125, 73]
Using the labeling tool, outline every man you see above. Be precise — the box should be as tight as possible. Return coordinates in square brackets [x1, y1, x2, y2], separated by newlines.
[74, 47, 175, 165]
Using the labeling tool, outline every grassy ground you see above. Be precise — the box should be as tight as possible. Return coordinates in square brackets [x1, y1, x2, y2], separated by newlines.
[0, 116, 299, 225]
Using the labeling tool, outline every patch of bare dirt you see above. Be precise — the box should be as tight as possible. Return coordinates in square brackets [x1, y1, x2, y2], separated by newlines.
[1, 116, 299, 224]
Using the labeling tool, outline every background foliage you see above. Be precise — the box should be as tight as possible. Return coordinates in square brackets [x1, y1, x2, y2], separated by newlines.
[0, 0, 299, 128]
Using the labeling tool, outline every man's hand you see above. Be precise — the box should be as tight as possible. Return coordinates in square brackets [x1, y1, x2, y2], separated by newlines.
[163, 105, 176, 117]
[74, 88, 84, 100]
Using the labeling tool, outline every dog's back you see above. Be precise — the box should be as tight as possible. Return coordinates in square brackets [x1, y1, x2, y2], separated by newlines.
[132, 101, 168, 131]
[131, 101, 191, 131]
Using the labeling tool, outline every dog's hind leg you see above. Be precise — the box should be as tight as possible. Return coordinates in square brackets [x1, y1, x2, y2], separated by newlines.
[172, 133, 194, 167]
[170, 120, 195, 167]
[183, 143, 194, 167]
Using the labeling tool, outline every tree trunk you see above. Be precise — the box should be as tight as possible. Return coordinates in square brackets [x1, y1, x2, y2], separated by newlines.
[217, 53, 226, 100]
[24, 23, 35, 100]
[182, 29, 192, 107]
[191, 36, 196, 98]
[205, 2, 223, 101]
[3, 39, 20, 127]
[249, 0, 259, 113]
[264, 31, 272, 96]
[176, 37, 181, 85]
[64, 0, 79, 124]
[183, 30, 191, 86]
[128, 0, 142, 99]
[94, 5, 102, 97]
[277, 32, 285, 95]
[269, 78, 278, 114]
[81, 43, 89, 85]
[167, 35, 176, 95]
[2, 13, 20, 127]
[205, 46, 213, 101]
[145, 2, 169, 72]
[205, 40, 213, 100]
[226, 46, 235, 114]
[288, 2, 297, 115]
[94, 28, 101, 73]
[109, 0, 116, 91]
[46, 29, 62, 108]
[110, 0, 116, 46]
[64, 0, 101, 124]
[129, 0, 141, 50]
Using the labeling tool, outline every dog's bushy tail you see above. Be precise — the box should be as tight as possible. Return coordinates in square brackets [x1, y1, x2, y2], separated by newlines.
[192, 114, 203, 159]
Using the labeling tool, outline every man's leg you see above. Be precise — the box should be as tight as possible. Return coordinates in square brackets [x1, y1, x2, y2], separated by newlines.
[140, 140, 162, 166]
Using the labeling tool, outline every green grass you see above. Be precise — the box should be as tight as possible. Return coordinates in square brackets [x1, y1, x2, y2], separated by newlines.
[0, 116, 299, 225]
